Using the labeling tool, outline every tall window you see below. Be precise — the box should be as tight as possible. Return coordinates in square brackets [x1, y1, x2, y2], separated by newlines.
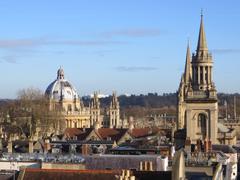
[198, 113, 207, 139]
[200, 66, 203, 84]
[68, 104, 72, 111]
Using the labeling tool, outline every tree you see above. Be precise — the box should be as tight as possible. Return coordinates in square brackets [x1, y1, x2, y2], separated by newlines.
[8, 87, 65, 139]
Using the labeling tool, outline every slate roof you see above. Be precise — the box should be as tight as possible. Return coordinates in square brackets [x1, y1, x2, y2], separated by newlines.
[212, 144, 237, 154]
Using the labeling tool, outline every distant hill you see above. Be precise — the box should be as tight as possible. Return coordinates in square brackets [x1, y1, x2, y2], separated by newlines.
[0, 93, 239, 119]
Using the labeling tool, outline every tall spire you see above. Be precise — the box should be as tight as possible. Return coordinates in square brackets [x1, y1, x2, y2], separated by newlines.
[184, 41, 191, 83]
[197, 12, 208, 52]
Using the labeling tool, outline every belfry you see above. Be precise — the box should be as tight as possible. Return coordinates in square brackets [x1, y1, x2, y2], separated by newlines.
[177, 14, 218, 144]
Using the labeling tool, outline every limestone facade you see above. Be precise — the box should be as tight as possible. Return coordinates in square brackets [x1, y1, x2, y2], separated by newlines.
[177, 15, 218, 144]
[45, 68, 121, 129]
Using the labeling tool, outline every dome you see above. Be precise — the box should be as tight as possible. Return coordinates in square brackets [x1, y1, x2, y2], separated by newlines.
[45, 68, 79, 101]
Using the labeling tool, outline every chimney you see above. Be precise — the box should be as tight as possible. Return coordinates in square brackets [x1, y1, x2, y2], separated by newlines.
[44, 139, 50, 154]
[208, 140, 212, 151]
[204, 139, 208, 152]
[139, 161, 143, 171]
[7, 140, 13, 153]
[82, 144, 89, 155]
[149, 161, 153, 171]
[144, 161, 148, 171]
[140, 161, 153, 171]
[94, 121, 100, 130]
[185, 137, 191, 152]
[119, 170, 135, 180]
[171, 145, 175, 158]
[29, 141, 34, 153]
[128, 116, 134, 131]
[0, 139, 3, 151]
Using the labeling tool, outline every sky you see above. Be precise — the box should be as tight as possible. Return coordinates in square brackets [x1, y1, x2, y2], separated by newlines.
[0, 0, 239, 98]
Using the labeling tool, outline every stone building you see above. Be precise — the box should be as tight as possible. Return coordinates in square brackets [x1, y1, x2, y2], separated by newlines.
[177, 15, 218, 144]
[45, 68, 120, 129]
[90, 92, 101, 127]
[104, 92, 120, 128]
[177, 15, 236, 145]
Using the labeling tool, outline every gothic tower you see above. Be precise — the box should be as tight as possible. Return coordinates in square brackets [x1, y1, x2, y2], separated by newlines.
[90, 92, 101, 127]
[177, 15, 218, 144]
[109, 92, 120, 128]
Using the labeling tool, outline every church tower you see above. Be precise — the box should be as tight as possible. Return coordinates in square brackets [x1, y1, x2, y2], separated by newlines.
[109, 92, 120, 128]
[90, 92, 101, 127]
[177, 14, 218, 144]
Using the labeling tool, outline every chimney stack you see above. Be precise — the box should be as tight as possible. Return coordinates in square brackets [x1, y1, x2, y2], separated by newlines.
[29, 141, 34, 153]
[185, 137, 191, 152]
[7, 140, 13, 153]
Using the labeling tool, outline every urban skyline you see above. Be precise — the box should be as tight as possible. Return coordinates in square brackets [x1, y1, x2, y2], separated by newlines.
[0, 0, 240, 98]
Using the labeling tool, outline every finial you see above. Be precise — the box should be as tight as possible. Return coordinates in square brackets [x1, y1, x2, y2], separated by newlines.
[57, 66, 64, 79]
[201, 8, 203, 17]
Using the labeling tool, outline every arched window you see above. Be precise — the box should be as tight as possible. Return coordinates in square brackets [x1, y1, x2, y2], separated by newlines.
[198, 113, 207, 139]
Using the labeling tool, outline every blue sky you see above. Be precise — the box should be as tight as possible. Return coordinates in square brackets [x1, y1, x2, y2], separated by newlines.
[0, 0, 239, 98]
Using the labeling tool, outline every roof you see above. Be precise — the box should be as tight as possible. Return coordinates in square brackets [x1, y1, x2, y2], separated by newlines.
[212, 144, 237, 154]
[64, 128, 93, 140]
[45, 68, 79, 101]
[133, 171, 171, 180]
[217, 123, 230, 133]
[97, 128, 129, 142]
[19, 168, 120, 180]
[197, 14, 208, 52]
[64, 128, 129, 142]
[129, 127, 159, 138]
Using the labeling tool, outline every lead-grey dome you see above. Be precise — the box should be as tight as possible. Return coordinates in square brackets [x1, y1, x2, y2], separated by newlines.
[45, 68, 79, 101]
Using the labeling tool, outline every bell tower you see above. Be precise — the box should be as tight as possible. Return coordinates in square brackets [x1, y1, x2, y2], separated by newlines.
[177, 14, 218, 144]
[192, 14, 215, 91]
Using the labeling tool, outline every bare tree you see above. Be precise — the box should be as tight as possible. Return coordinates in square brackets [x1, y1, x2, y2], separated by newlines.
[2, 87, 65, 139]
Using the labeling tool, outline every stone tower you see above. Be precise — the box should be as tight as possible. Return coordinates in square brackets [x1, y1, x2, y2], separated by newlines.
[109, 92, 120, 128]
[177, 15, 218, 144]
[90, 92, 101, 127]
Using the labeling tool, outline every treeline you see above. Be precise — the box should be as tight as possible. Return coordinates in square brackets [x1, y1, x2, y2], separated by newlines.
[98, 92, 239, 108]
[98, 92, 240, 118]
[0, 92, 239, 119]
[98, 93, 178, 109]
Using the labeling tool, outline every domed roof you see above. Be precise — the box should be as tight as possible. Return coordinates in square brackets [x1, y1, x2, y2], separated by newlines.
[45, 68, 79, 101]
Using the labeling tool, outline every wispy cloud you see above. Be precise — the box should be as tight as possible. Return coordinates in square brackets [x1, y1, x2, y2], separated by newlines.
[102, 28, 161, 38]
[1, 55, 19, 64]
[211, 49, 240, 54]
[0, 38, 126, 49]
[115, 66, 158, 72]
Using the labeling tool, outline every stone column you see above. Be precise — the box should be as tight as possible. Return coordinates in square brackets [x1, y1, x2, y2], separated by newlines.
[198, 66, 201, 84]
[203, 66, 206, 84]
[186, 110, 192, 142]
[207, 66, 211, 84]
[210, 109, 217, 144]
[206, 115, 209, 139]
[210, 67, 212, 84]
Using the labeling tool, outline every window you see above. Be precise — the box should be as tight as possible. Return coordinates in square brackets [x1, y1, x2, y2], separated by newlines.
[198, 113, 207, 139]
[68, 104, 72, 111]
